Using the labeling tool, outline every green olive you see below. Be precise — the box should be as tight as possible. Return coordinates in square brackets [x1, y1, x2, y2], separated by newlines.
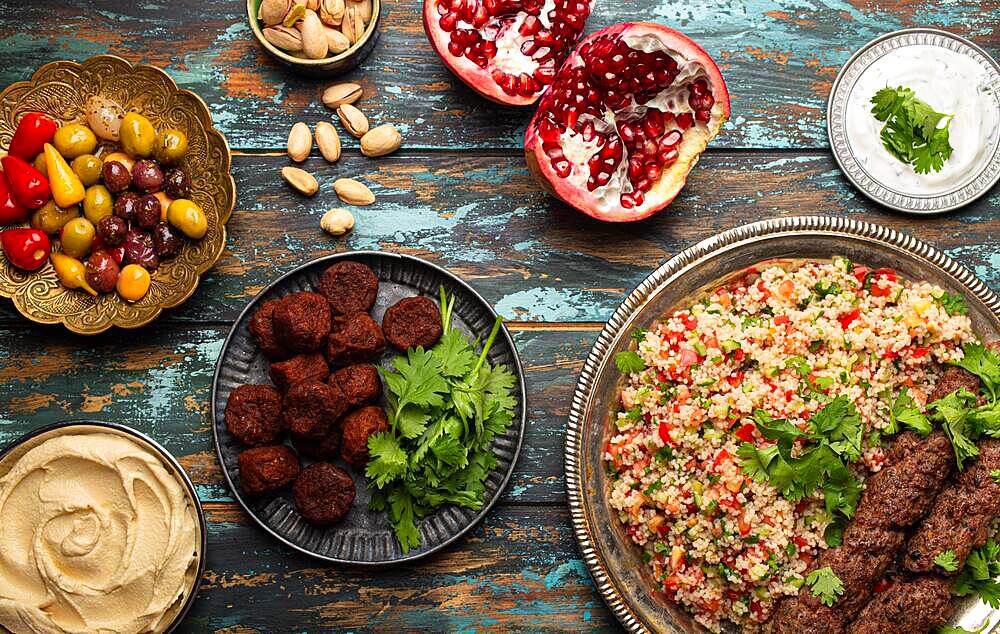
[119, 112, 157, 158]
[33, 153, 47, 177]
[60, 217, 96, 259]
[71, 154, 104, 187]
[167, 199, 207, 239]
[31, 201, 80, 235]
[153, 128, 189, 165]
[53, 124, 98, 160]
[83, 185, 114, 224]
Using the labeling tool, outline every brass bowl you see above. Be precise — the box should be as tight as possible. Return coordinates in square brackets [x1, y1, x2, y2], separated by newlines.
[247, 0, 381, 77]
[0, 55, 235, 334]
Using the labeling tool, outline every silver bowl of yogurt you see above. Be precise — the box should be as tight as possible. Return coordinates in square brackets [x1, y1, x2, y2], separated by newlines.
[828, 28, 1000, 214]
[0, 421, 207, 634]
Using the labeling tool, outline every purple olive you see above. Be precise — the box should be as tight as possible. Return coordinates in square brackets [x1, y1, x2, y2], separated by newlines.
[113, 191, 140, 222]
[123, 229, 159, 270]
[135, 194, 161, 229]
[101, 161, 132, 193]
[96, 215, 128, 246]
[85, 250, 121, 293]
[163, 168, 190, 199]
[152, 222, 184, 258]
[132, 159, 164, 193]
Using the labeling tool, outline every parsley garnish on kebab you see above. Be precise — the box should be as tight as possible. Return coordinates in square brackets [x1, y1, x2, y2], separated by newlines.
[804, 566, 845, 607]
[933, 549, 960, 572]
[953, 539, 1000, 609]
[870, 86, 955, 174]
[366, 288, 518, 553]
[737, 396, 864, 542]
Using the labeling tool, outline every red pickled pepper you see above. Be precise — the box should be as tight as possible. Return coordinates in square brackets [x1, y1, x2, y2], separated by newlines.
[8, 112, 57, 159]
[1, 228, 51, 271]
[0, 155, 50, 209]
[0, 170, 29, 225]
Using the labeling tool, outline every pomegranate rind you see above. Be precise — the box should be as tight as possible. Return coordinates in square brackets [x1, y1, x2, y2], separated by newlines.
[422, 0, 590, 107]
[525, 22, 731, 223]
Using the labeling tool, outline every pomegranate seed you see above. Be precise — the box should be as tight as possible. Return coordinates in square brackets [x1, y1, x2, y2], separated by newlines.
[676, 113, 694, 130]
[631, 190, 645, 206]
[621, 193, 635, 209]
[695, 109, 711, 123]
[660, 149, 679, 165]
[553, 159, 572, 178]
[646, 164, 661, 181]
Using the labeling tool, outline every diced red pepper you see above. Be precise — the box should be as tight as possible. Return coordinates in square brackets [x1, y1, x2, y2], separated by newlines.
[784, 389, 795, 402]
[734, 423, 756, 443]
[737, 513, 752, 536]
[838, 308, 861, 330]
[712, 449, 732, 471]
[875, 268, 897, 282]
[679, 348, 699, 367]
[756, 280, 771, 300]
[682, 314, 698, 331]
[774, 314, 790, 326]
[732, 348, 745, 363]
[870, 282, 892, 297]
[658, 421, 672, 444]
[792, 535, 809, 549]
[726, 371, 745, 387]
[913, 346, 929, 358]
[853, 266, 869, 284]
[8, 112, 58, 160]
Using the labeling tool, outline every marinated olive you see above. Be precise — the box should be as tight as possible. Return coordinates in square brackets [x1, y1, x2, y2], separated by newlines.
[86, 95, 124, 141]
[97, 215, 128, 246]
[135, 194, 161, 229]
[85, 250, 121, 294]
[123, 229, 159, 270]
[166, 199, 208, 239]
[117, 264, 151, 302]
[101, 160, 132, 193]
[153, 128, 189, 165]
[33, 153, 47, 177]
[113, 191, 141, 222]
[72, 154, 104, 187]
[120, 112, 156, 158]
[163, 168, 190, 199]
[152, 222, 184, 258]
[132, 159, 164, 193]
[83, 185, 114, 224]
[154, 191, 174, 222]
[30, 201, 80, 235]
[53, 124, 98, 160]
[60, 217, 96, 259]
[101, 151, 135, 172]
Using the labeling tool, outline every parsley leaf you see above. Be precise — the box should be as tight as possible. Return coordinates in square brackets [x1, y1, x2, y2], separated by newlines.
[934, 550, 960, 572]
[887, 387, 932, 437]
[805, 566, 844, 607]
[951, 343, 1000, 403]
[615, 350, 646, 374]
[929, 387, 981, 469]
[935, 291, 969, 316]
[870, 86, 954, 174]
[938, 624, 989, 634]
[954, 539, 1000, 608]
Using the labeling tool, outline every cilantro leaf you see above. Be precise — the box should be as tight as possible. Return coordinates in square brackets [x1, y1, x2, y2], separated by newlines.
[954, 539, 1000, 608]
[752, 410, 806, 447]
[869, 85, 954, 174]
[384, 347, 448, 415]
[810, 395, 863, 461]
[432, 328, 477, 378]
[615, 350, 646, 374]
[888, 387, 932, 437]
[951, 343, 1000, 403]
[929, 387, 980, 469]
[805, 567, 845, 607]
[934, 550, 960, 572]
[386, 489, 422, 553]
[365, 432, 409, 488]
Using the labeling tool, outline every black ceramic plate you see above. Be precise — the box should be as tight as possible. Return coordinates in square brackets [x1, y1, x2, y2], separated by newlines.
[211, 251, 526, 565]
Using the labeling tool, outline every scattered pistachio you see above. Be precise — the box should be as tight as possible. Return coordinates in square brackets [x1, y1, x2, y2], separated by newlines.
[281, 167, 319, 196]
[287, 122, 313, 162]
[322, 83, 362, 109]
[320, 207, 355, 236]
[334, 178, 375, 205]
[360, 124, 402, 157]
[315, 122, 342, 163]
[337, 103, 369, 138]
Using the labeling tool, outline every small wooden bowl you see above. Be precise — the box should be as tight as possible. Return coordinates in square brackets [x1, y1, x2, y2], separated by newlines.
[0, 55, 236, 334]
[247, 0, 381, 77]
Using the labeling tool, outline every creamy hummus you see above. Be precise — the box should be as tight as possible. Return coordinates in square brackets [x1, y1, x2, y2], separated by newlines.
[0, 431, 200, 634]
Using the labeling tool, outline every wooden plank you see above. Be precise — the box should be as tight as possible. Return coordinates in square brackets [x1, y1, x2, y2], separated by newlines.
[0, 1, 995, 151]
[3, 151, 995, 324]
[180, 503, 617, 633]
[0, 324, 597, 506]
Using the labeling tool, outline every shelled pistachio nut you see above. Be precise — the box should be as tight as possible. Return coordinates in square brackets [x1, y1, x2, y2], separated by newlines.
[322, 83, 362, 109]
[334, 178, 375, 205]
[287, 122, 312, 162]
[321, 207, 355, 236]
[337, 103, 369, 138]
[360, 124, 402, 157]
[281, 167, 319, 196]
[315, 121, 342, 163]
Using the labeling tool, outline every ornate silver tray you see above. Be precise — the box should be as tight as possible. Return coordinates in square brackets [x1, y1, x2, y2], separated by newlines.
[565, 216, 1000, 632]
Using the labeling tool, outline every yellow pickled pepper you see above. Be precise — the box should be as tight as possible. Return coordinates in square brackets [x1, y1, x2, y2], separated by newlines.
[50, 252, 97, 296]
[43, 143, 86, 208]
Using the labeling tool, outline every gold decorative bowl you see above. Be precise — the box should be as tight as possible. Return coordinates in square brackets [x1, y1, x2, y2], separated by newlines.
[0, 55, 235, 334]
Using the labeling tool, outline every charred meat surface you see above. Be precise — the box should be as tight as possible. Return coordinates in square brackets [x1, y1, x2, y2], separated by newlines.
[269, 352, 330, 391]
[238, 445, 301, 496]
[847, 576, 953, 634]
[273, 291, 332, 354]
[318, 261, 379, 316]
[382, 296, 443, 350]
[224, 384, 284, 446]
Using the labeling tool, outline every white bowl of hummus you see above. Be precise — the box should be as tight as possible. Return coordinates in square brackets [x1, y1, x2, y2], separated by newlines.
[0, 421, 206, 634]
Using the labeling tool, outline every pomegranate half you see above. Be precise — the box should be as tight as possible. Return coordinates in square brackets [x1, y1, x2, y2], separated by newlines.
[525, 23, 731, 222]
[423, 0, 595, 106]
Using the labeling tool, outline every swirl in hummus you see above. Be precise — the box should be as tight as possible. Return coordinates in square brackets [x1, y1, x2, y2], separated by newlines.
[0, 431, 200, 634]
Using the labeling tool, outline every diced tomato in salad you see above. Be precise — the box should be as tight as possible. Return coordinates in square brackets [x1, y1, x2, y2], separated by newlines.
[734, 423, 756, 443]
[838, 308, 860, 329]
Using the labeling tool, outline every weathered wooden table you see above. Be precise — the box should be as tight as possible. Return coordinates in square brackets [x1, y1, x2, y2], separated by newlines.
[1, 1, 997, 631]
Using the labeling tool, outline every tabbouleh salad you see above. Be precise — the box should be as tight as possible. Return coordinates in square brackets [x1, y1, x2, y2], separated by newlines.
[605, 258, 976, 631]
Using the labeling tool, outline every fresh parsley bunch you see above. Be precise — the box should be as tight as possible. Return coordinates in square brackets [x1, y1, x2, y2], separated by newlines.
[954, 539, 1000, 608]
[737, 396, 864, 545]
[366, 288, 518, 553]
[870, 86, 954, 174]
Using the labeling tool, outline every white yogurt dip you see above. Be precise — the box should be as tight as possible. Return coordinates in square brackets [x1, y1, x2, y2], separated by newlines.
[845, 44, 999, 196]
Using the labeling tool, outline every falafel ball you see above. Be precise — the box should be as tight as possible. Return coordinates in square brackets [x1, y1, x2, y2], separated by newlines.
[326, 313, 386, 366]
[382, 296, 443, 350]
[340, 405, 389, 467]
[272, 291, 331, 354]
[293, 462, 356, 525]
[238, 445, 300, 496]
[330, 364, 382, 408]
[248, 299, 289, 360]
[225, 384, 284, 446]
[269, 352, 330, 392]
[318, 261, 379, 315]
[281, 380, 348, 439]
[291, 427, 342, 460]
